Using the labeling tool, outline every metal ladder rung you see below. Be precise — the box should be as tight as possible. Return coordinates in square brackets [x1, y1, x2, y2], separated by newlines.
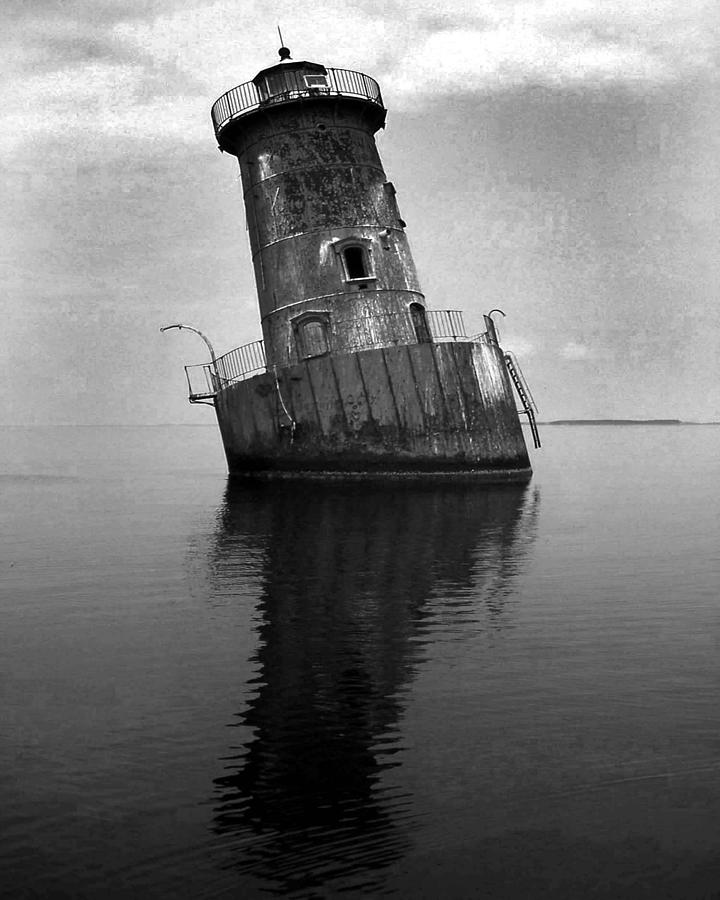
[504, 353, 541, 450]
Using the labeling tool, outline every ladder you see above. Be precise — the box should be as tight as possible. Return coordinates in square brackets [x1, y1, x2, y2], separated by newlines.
[504, 352, 541, 449]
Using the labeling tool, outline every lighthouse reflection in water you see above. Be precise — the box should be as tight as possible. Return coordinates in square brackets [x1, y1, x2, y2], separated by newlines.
[206, 481, 538, 895]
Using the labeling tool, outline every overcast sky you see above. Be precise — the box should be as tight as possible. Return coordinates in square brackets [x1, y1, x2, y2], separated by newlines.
[3, 0, 719, 424]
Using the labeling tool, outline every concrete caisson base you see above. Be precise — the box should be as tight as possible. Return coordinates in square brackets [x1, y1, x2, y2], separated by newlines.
[225, 468, 533, 482]
[215, 340, 532, 480]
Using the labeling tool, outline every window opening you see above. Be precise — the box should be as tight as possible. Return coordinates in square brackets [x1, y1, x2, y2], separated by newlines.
[410, 303, 432, 344]
[292, 313, 331, 359]
[301, 320, 328, 357]
[384, 181, 406, 228]
[333, 237, 375, 284]
[304, 74, 329, 89]
[343, 246, 369, 280]
[261, 71, 289, 101]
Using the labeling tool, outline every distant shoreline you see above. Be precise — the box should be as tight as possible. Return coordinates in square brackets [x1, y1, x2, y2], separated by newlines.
[2, 420, 718, 428]
[541, 419, 719, 426]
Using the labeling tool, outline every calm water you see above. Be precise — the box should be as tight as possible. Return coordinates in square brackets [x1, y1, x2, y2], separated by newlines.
[2, 424, 719, 898]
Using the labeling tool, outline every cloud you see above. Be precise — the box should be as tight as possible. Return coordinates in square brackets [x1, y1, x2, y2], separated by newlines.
[505, 336, 535, 358]
[0, 2, 212, 154]
[0, 60, 209, 154]
[385, 0, 719, 102]
[1, 0, 717, 156]
[110, 0, 719, 98]
[558, 340, 616, 361]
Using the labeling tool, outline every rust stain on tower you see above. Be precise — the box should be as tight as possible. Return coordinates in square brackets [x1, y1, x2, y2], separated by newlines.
[174, 46, 540, 479]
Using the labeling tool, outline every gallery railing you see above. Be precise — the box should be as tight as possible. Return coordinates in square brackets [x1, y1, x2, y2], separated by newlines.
[426, 309, 466, 341]
[211, 68, 384, 140]
[183, 310, 479, 401]
[184, 339, 266, 401]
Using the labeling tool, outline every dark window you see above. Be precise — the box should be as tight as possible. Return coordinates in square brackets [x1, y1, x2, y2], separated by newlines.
[333, 238, 375, 283]
[261, 72, 289, 101]
[384, 181, 406, 228]
[410, 303, 432, 344]
[343, 246, 369, 279]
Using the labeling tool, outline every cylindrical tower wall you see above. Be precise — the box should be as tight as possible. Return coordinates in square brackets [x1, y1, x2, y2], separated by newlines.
[219, 97, 427, 368]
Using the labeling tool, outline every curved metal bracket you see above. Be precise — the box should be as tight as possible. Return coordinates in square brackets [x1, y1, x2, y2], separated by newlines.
[483, 309, 506, 345]
[160, 323, 218, 368]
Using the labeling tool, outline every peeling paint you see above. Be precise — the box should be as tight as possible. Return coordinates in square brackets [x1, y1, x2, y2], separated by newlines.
[215, 342, 531, 476]
[206, 60, 532, 478]
[220, 99, 426, 369]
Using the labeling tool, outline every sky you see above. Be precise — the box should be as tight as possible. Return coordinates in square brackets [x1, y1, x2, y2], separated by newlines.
[3, 0, 719, 424]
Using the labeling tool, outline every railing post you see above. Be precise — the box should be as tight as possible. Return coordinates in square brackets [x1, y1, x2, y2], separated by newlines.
[485, 309, 506, 345]
[483, 315, 498, 344]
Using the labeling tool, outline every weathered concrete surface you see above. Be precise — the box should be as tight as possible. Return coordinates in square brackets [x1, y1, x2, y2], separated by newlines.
[206, 62, 534, 480]
[219, 97, 427, 369]
[215, 339, 531, 479]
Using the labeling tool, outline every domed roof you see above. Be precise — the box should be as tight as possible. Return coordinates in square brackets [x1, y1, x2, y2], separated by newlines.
[252, 47, 327, 86]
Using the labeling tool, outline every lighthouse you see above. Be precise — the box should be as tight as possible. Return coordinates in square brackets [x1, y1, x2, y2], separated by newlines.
[214, 47, 429, 367]
[178, 47, 538, 478]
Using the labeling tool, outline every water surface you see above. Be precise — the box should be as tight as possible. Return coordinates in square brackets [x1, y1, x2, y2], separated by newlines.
[2, 425, 719, 897]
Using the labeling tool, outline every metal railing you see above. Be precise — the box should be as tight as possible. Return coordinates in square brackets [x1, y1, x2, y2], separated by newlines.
[184, 339, 266, 401]
[184, 363, 219, 402]
[216, 340, 267, 382]
[181, 311, 474, 401]
[427, 309, 466, 341]
[211, 67, 384, 139]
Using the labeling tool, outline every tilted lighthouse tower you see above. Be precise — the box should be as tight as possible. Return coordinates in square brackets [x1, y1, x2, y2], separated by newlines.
[179, 47, 538, 478]
[216, 48, 429, 366]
